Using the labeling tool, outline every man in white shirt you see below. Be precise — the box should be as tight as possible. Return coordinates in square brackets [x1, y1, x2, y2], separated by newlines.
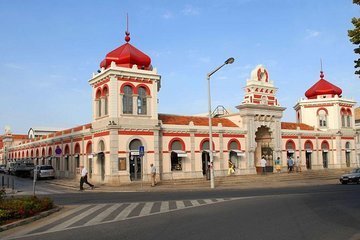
[150, 163, 156, 187]
[260, 156, 267, 175]
[80, 166, 94, 191]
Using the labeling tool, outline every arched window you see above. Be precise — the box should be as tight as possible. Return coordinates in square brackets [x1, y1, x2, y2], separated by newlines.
[228, 140, 240, 150]
[96, 88, 102, 117]
[318, 109, 327, 128]
[286, 140, 295, 158]
[86, 142, 92, 154]
[321, 141, 329, 168]
[74, 143, 81, 168]
[137, 87, 147, 115]
[345, 142, 351, 167]
[98, 140, 105, 152]
[129, 139, 142, 151]
[170, 140, 185, 171]
[48, 147, 53, 157]
[341, 108, 346, 127]
[103, 86, 109, 116]
[123, 85, 133, 114]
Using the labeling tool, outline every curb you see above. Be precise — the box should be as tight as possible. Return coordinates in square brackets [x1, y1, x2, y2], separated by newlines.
[0, 206, 62, 232]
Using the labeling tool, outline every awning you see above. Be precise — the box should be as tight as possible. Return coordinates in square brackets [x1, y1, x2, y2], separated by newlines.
[172, 150, 188, 158]
[287, 149, 295, 153]
[306, 149, 313, 153]
[74, 154, 79, 158]
[322, 149, 328, 153]
[203, 150, 217, 155]
[130, 150, 140, 156]
[230, 150, 245, 157]
[345, 149, 351, 152]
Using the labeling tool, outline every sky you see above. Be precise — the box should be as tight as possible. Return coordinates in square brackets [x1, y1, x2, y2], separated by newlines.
[0, 0, 359, 134]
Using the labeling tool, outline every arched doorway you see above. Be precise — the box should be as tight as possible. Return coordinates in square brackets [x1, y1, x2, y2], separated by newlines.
[86, 141, 93, 178]
[98, 140, 105, 181]
[345, 142, 351, 167]
[255, 126, 273, 173]
[305, 141, 313, 170]
[228, 139, 242, 170]
[200, 139, 213, 176]
[129, 139, 142, 181]
[74, 143, 81, 174]
[321, 141, 329, 168]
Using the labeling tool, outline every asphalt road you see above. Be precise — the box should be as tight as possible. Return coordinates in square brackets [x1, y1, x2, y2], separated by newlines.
[2, 182, 359, 240]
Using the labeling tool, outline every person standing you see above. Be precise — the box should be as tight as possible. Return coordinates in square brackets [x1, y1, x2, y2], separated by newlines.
[287, 157, 294, 173]
[150, 163, 156, 187]
[260, 156, 267, 175]
[275, 157, 281, 173]
[80, 166, 94, 191]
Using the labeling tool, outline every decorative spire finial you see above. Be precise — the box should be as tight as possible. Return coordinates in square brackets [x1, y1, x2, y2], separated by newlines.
[320, 58, 324, 79]
[125, 13, 130, 42]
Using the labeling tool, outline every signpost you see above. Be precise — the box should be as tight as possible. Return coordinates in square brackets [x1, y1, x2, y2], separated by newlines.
[139, 146, 144, 188]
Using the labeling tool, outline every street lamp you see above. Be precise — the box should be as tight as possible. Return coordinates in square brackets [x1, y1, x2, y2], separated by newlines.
[207, 57, 235, 189]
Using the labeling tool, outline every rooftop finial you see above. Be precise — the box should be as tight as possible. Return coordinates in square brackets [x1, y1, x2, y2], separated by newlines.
[125, 13, 130, 42]
[320, 58, 324, 79]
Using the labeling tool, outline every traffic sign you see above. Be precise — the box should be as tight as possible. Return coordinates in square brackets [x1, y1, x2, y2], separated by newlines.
[139, 146, 144, 156]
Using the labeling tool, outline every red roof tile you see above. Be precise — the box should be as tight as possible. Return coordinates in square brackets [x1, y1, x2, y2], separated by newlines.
[305, 71, 342, 99]
[158, 114, 238, 127]
[281, 122, 314, 130]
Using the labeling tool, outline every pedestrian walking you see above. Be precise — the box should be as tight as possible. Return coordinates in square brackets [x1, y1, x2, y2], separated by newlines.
[150, 163, 156, 187]
[260, 156, 267, 175]
[80, 166, 94, 191]
[228, 159, 235, 175]
[275, 157, 281, 173]
[287, 157, 294, 173]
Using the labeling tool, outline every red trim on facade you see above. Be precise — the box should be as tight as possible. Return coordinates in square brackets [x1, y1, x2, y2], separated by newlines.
[95, 88, 102, 99]
[199, 138, 215, 150]
[136, 84, 151, 96]
[163, 132, 191, 137]
[118, 151, 127, 154]
[223, 134, 245, 138]
[118, 77, 153, 84]
[120, 82, 137, 94]
[84, 136, 92, 140]
[195, 133, 219, 137]
[73, 126, 83, 132]
[85, 124, 92, 129]
[94, 131, 110, 137]
[94, 78, 110, 88]
[304, 103, 334, 108]
[102, 84, 109, 97]
[317, 137, 330, 140]
[227, 139, 241, 150]
[118, 130, 154, 135]
[168, 138, 186, 151]
[341, 137, 354, 140]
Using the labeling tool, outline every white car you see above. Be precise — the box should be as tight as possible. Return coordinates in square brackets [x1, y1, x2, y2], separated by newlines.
[31, 165, 56, 179]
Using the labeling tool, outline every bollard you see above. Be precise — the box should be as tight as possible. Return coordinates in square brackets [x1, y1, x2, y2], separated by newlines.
[1, 175, 4, 187]
[6, 176, 10, 188]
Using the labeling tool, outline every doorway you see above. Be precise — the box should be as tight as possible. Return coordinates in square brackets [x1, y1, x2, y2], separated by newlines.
[306, 152, 312, 169]
[322, 152, 328, 168]
[98, 152, 105, 181]
[201, 151, 210, 175]
[130, 155, 142, 181]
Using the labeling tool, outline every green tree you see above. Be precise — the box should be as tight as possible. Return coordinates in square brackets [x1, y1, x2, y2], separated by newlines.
[348, 0, 360, 77]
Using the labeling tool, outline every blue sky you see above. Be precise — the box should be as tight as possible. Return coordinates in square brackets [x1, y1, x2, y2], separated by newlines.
[0, 0, 359, 134]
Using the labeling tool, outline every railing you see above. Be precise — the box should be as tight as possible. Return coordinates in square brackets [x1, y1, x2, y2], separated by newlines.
[0, 174, 15, 191]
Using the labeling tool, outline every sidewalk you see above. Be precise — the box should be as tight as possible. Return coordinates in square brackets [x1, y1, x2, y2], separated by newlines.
[44, 169, 346, 192]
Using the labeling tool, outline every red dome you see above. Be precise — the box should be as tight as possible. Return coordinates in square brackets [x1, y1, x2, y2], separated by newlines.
[100, 32, 152, 70]
[305, 71, 342, 99]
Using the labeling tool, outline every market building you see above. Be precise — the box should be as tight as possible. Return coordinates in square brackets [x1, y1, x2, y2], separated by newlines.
[0, 30, 359, 185]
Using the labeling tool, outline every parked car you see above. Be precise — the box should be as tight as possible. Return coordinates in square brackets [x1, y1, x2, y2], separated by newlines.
[13, 161, 35, 177]
[0, 164, 6, 173]
[5, 162, 16, 175]
[30, 165, 55, 179]
[339, 168, 360, 184]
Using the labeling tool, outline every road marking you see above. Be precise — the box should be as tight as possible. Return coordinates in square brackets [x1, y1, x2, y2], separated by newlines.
[46, 204, 106, 232]
[84, 203, 122, 226]
[160, 201, 169, 212]
[139, 202, 154, 216]
[114, 203, 138, 221]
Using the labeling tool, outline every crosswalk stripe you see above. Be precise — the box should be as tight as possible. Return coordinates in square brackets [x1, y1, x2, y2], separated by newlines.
[139, 202, 154, 216]
[175, 201, 185, 209]
[114, 203, 138, 221]
[160, 201, 169, 212]
[190, 200, 201, 207]
[84, 203, 122, 226]
[203, 199, 213, 204]
[46, 204, 105, 232]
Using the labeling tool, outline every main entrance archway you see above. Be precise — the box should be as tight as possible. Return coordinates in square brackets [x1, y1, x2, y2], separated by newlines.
[255, 126, 273, 172]
[129, 139, 142, 181]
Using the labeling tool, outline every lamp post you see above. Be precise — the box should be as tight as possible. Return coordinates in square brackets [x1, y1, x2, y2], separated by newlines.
[207, 57, 235, 189]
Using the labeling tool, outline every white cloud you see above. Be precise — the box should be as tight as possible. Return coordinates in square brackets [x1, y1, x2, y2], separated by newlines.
[3, 63, 24, 70]
[162, 11, 174, 19]
[305, 29, 321, 39]
[182, 5, 200, 16]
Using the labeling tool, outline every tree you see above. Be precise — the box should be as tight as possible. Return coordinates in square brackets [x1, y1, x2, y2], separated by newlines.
[348, 0, 360, 77]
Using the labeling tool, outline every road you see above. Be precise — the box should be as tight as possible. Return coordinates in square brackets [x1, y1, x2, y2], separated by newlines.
[1, 175, 359, 240]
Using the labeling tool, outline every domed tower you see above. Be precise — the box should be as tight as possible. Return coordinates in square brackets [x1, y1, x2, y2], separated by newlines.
[89, 30, 161, 129]
[294, 71, 355, 130]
